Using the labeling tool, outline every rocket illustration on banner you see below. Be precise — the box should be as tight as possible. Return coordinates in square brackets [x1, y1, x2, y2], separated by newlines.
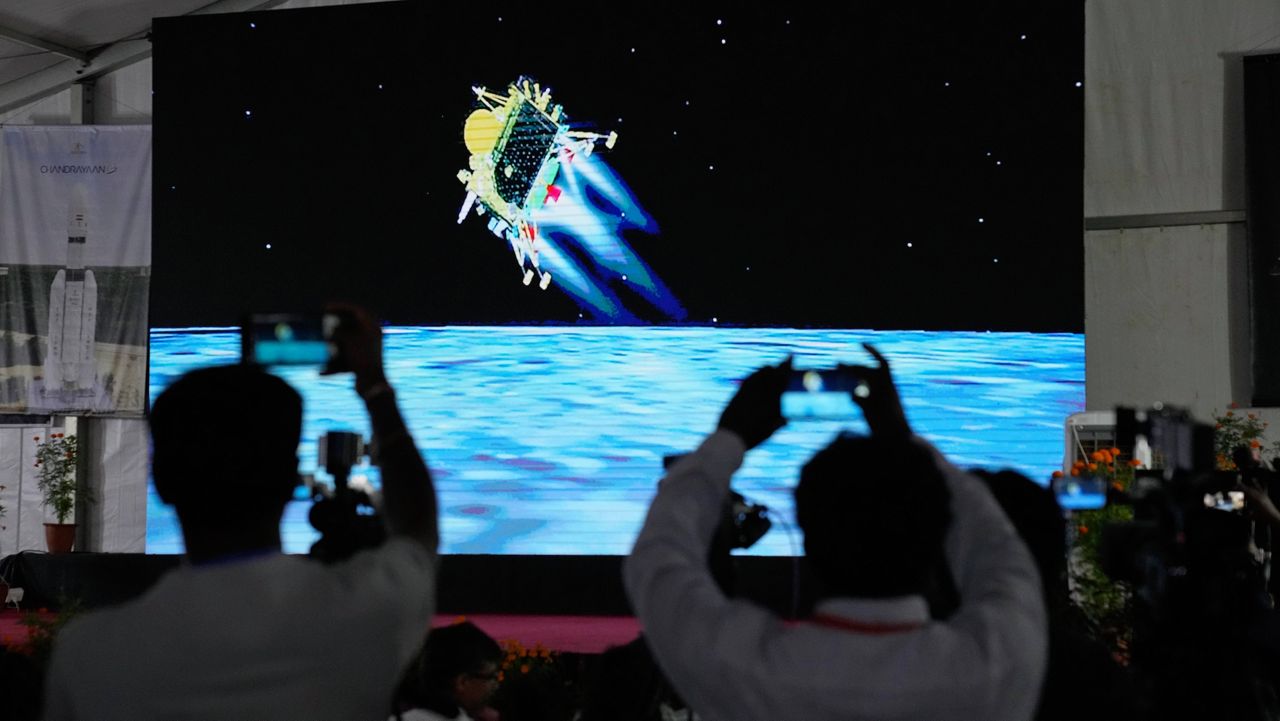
[44, 186, 98, 392]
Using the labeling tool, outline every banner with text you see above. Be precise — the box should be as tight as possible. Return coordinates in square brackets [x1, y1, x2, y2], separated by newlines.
[0, 125, 151, 415]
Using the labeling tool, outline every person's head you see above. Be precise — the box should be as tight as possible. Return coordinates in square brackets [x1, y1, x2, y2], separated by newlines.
[972, 469, 1066, 598]
[794, 434, 951, 599]
[149, 365, 303, 547]
[402, 621, 503, 717]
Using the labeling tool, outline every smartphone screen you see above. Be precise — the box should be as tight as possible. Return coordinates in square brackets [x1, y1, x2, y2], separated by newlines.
[1053, 476, 1107, 510]
[242, 313, 335, 366]
[781, 369, 863, 420]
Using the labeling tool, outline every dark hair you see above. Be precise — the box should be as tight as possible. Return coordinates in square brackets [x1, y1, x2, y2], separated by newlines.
[149, 364, 303, 518]
[399, 622, 503, 713]
[794, 434, 951, 598]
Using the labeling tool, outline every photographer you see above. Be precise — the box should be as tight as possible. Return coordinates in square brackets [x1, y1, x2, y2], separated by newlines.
[44, 306, 439, 721]
[623, 346, 1047, 721]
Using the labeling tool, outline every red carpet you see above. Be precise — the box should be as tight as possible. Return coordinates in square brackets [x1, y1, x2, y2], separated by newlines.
[432, 614, 641, 653]
[0, 609, 639, 654]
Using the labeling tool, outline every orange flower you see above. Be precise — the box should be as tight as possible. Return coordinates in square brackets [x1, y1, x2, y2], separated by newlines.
[1109, 447, 1121, 456]
[1227, 411, 1235, 417]
[1128, 459, 1142, 467]
[520, 664, 530, 674]
[497, 671, 504, 682]
[1070, 468, 1081, 477]
[1252, 439, 1263, 449]
[32, 436, 39, 442]
[452, 615, 468, 624]
[1051, 470, 1064, 479]
[1087, 463, 1097, 472]
[1090, 451, 1105, 462]
[1078, 525, 1089, 534]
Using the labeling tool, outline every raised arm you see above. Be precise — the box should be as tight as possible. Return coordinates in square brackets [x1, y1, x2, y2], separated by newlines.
[329, 304, 438, 554]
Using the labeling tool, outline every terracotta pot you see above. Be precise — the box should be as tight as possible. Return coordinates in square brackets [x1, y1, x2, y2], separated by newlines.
[44, 523, 75, 553]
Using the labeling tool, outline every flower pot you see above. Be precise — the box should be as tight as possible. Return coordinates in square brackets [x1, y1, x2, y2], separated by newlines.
[44, 523, 75, 553]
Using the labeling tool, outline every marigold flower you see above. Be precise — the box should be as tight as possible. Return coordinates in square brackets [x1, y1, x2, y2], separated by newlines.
[1112, 482, 1124, 492]
[1087, 463, 1097, 472]
[1070, 468, 1081, 477]
[1078, 525, 1089, 534]
[520, 664, 530, 674]
[1128, 459, 1142, 467]
[1090, 451, 1105, 462]
[1051, 470, 1064, 479]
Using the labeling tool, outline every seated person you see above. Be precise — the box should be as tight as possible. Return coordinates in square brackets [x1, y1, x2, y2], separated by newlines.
[44, 306, 439, 721]
[624, 346, 1047, 721]
[394, 621, 502, 721]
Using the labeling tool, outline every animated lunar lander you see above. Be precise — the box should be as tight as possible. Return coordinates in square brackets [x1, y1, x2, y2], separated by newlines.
[456, 77, 618, 290]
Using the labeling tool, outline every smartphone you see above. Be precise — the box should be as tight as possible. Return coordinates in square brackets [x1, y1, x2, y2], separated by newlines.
[781, 369, 865, 420]
[1203, 490, 1246, 513]
[241, 313, 339, 367]
[1053, 476, 1107, 510]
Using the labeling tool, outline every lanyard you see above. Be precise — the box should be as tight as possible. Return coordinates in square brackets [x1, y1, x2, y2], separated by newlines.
[807, 613, 923, 634]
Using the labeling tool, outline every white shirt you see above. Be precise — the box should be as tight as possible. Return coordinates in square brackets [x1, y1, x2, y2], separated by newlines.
[624, 431, 1048, 721]
[45, 538, 436, 721]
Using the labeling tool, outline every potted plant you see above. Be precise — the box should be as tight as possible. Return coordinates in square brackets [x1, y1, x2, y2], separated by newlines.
[33, 433, 83, 553]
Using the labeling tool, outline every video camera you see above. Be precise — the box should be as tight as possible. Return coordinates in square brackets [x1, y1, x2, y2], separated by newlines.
[1095, 405, 1256, 606]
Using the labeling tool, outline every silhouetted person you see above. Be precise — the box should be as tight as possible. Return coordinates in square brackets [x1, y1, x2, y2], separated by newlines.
[624, 346, 1046, 721]
[44, 306, 439, 721]
[974, 469, 1135, 721]
[394, 621, 502, 721]
[578, 636, 695, 721]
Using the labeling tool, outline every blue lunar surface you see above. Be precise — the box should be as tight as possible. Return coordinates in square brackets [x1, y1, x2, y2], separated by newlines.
[147, 327, 1084, 555]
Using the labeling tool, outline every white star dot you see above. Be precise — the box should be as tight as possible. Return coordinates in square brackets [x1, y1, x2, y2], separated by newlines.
[995, 160, 1002, 165]
[1075, 81, 1083, 87]
[244, 110, 252, 116]
[1020, 34, 1026, 40]
[907, 242, 913, 248]
[712, 317, 718, 323]
[265, 243, 272, 249]
[993, 258, 999, 263]
[944, 81, 951, 87]
[721, 38, 726, 45]
[717, 19, 723, 25]
[709, 165, 715, 170]
[622, 274, 628, 281]
[631, 47, 636, 53]
[249, 22, 256, 28]
[978, 217, 985, 223]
